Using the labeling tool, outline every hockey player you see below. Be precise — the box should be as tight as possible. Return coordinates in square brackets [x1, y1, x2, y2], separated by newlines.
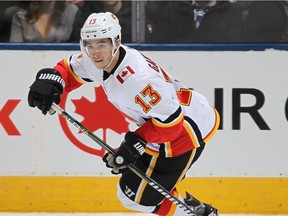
[28, 12, 220, 216]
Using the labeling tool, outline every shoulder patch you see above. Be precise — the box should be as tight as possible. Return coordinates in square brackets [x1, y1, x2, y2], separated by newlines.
[116, 66, 135, 84]
[77, 53, 84, 59]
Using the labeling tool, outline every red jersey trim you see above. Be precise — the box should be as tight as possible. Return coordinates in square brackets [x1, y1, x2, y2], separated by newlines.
[63, 58, 86, 85]
[183, 120, 201, 149]
[203, 107, 220, 143]
[154, 189, 178, 215]
[152, 113, 184, 128]
[54, 58, 85, 92]
[134, 116, 184, 144]
[135, 156, 158, 204]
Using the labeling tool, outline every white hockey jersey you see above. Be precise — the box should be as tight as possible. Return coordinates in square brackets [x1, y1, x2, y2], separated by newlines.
[54, 45, 219, 157]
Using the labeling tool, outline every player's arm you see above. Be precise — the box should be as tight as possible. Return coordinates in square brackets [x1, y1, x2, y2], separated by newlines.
[54, 58, 85, 92]
[28, 54, 86, 115]
[111, 97, 184, 170]
[127, 73, 184, 143]
[111, 77, 184, 169]
[134, 106, 184, 143]
[105, 109, 184, 173]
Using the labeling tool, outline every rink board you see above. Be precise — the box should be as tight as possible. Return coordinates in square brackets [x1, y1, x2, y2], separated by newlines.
[0, 176, 287, 214]
[0, 45, 287, 213]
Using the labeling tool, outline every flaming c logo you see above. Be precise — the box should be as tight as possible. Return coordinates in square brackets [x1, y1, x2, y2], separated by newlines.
[59, 86, 129, 157]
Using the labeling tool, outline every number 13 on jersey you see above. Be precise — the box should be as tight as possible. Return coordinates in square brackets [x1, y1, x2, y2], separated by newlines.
[135, 84, 192, 113]
[135, 84, 161, 113]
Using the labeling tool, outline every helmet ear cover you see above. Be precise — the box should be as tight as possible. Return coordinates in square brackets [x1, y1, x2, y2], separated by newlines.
[114, 35, 120, 46]
[80, 39, 85, 52]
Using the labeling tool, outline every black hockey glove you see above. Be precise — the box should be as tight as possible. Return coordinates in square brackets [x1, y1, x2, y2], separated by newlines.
[28, 68, 65, 115]
[114, 132, 147, 166]
[102, 152, 129, 175]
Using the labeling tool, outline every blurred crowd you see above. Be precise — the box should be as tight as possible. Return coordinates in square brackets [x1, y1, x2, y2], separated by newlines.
[0, 0, 287, 43]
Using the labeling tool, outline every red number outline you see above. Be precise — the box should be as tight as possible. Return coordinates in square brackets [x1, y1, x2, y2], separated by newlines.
[135, 84, 162, 113]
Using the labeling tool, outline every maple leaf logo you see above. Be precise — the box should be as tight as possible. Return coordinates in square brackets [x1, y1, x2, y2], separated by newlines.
[121, 70, 128, 77]
[59, 86, 130, 157]
[71, 86, 129, 142]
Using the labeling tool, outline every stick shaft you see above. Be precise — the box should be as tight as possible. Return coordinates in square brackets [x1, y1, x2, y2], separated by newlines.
[51, 103, 195, 215]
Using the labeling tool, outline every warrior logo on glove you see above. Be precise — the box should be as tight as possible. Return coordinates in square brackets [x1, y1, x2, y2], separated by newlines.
[28, 68, 65, 115]
[38, 72, 65, 87]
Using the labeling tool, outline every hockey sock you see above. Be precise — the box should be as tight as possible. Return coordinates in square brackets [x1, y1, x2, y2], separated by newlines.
[153, 189, 182, 216]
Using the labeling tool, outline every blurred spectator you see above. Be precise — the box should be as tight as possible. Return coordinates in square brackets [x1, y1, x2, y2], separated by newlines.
[68, 0, 132, 43]
[0, 1, 26, 42]
[151, 0, 243, 43]
[145, 1, 169, 42]
[103, 0, 132, 43]
[10, 1, 78, 42]
[240, 1, 288, 42]
[67, 0, 103, 42]
[233, 1, 252, 22]
[280, 0, 288, 42]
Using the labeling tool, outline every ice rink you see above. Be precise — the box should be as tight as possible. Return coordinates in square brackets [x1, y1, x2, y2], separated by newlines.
[0, 214, 285, 216]
[0, 214, 153, 216]
[0, 214, 151, 216]
[0, 214, 155, 216]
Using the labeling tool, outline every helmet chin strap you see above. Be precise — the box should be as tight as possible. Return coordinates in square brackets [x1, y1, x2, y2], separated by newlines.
[104, 44, 120, 70]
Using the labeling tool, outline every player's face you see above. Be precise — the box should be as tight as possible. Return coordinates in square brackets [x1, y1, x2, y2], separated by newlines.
[85, 39, 114, 69]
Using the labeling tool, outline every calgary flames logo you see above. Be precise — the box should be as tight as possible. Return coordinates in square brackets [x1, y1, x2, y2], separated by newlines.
[59, 86, 130, 157]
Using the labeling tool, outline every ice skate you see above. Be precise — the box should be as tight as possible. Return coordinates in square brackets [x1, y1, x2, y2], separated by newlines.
[184, 192, 219, 216]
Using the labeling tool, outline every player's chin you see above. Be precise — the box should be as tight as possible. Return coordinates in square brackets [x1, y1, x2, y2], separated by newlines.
[94, 62, 106, 69]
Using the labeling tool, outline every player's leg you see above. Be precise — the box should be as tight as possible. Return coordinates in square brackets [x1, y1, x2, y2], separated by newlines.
[117, 146, 218, 215]
[117, 150, 195, 214]
[182, 192, 219, 216]
[150, 145, 217, 216]
[152, 189, 218, 216]
[118, 185, 218, 216]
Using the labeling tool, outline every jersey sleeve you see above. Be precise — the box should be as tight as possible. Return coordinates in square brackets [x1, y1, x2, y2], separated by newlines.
[54, 57, 85, 92]
[54, 52, 103, 93]
[134, 106, 184, 143]
[122, 70, 184, 144]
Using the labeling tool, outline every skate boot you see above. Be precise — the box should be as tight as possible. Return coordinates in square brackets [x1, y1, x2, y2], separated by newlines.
[184, 192, 219, 216]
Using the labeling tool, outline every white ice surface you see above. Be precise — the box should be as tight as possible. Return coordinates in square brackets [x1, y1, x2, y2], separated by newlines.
[0, 214, 286, 216]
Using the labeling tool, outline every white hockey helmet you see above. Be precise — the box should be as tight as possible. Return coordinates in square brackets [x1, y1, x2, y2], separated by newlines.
[80, 12, 121, 47]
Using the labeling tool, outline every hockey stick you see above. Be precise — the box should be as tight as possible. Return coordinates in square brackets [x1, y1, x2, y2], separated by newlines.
[51, 102, 196, 216]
